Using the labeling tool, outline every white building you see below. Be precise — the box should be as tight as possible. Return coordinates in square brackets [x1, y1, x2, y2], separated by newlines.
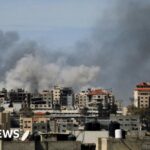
[134, 82, 150, 108]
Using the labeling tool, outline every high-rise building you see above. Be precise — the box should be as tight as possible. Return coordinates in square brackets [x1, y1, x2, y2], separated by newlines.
[0, 112, 10, 130]
[51, 86, 61, 105]
[51, 86, 74, 109]
[75, 90, 89, 108]
[134, 82, 150, 108]
[60, 87, 74, 108]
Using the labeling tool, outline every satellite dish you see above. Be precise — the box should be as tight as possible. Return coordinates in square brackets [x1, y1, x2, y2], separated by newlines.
[21, 130, 30, 141]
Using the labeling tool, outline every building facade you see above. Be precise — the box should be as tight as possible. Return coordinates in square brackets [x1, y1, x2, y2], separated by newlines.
[134, 82, 150, 108]
[75, 90, 89, 108]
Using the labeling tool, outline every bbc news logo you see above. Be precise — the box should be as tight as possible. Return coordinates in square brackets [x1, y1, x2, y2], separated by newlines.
[0, 130, 20, 139]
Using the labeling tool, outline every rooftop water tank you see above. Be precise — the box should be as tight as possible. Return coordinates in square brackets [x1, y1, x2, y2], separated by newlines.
[115, 129, 122, 139]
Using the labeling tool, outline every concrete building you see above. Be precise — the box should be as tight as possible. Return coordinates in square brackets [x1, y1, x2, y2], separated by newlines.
[0, 88, 8, 104]
[60, 87, 74, 108]
[0, 112, 10, 130]
[40, 90, 52, 108]
[74, 131, 109, 150]
[110, 114, 141, 131]
[51, 86, 74, 109]
[20, 112, 50, 133]
[20, 117, 33, 133]
[51, 86, 61, 105]
[30, 97, 52, 110]
[32, 122, 49, 133]
[75, 90, 89, 108]
[9, 89, 27, 103]
[88, 88, 115, 110]
[134, 82, 150, 108]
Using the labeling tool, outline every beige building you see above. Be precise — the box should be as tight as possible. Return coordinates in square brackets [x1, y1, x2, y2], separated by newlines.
[134, 82, 150, 108]
[51, 86, 61, 105]
[0, 112, 10, 130]
[20, 117, 33, 133]
[41, 90, 52, 102]
[20, 112, 49, 133]
[75, 90, 89, 108]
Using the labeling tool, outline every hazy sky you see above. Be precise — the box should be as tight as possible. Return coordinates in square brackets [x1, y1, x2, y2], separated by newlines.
[0, 0, 102, 48]
[1, 0, 150, 104]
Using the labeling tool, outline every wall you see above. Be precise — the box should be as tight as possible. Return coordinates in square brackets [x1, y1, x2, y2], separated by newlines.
[3, 142, 34, 150]
[1, 141, 81, 150]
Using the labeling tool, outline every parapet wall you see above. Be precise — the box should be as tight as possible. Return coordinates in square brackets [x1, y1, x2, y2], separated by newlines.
[1, 141, 81, 150]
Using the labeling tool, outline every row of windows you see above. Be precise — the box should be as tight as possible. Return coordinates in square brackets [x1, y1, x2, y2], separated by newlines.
[118, 119, 137, 121]
[24, 121, 31, 123]
[31, 104, 50, 108]
[139, 93, 150, 95]
[33, 126, 46, 130]
[121, 124, 137, 127]
[139, 96, 150, 99]
[24, 126, 31, 128]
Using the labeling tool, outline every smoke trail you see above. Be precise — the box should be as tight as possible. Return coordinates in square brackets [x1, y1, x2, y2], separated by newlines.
[0, 52, 100, 92]
[67, 0, 150, 103]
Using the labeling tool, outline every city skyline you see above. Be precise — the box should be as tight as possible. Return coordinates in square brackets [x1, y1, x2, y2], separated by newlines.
[0, 0, 150, 105]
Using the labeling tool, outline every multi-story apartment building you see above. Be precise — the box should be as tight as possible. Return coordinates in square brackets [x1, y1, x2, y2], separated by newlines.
[41, 90, 52, 102]
[30, 97, 52, 110]
[51, 86, 61, 105]
[88, 88, 115, 110]
[0, 112, 10, 130]
[9, 89, 27, 103]
[20, 112, 49, 133]
[134, 82, 150, 108]
[8, 89, 31, 111]
[0, 88, 8, 103]
[20, 117, 33, 133]
[51, 86, 74, 109]
[75, 90, 89, 108]
[60, 87, 74, 108]
[110, 114, 141, 131]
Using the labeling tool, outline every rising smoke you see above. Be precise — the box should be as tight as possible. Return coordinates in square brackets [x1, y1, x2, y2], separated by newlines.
[1, 0, 150, 103]
[0, 31, 100, 92]
[67, 0, 150, 102]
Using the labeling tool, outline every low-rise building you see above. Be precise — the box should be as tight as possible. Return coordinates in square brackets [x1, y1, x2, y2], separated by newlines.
[110, 114, 141, 131]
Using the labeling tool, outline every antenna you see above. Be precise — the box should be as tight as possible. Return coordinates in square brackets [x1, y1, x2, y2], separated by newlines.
[21, 130, 30, 141]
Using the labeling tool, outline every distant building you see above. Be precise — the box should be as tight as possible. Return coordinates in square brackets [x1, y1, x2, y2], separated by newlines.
[40, 90, 52, 108]
[51, 86, 61, 106]
[134, 82, 150, 108]
[30, 97, 52, 110]
[0, 112, 10, 130]
[60, 87, 74, 108]
[110, 114, 141, 131]
[75, 90, 90, 108]
[88, 88, 115, 110]
[20, 117, 33, 133]
[20, 112, 49, 133]
[9, 89, 27, 103]
[0, 88, 8, 103]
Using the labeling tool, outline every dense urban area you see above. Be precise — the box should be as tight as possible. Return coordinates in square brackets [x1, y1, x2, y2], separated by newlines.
[0, 82, 150, 150]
